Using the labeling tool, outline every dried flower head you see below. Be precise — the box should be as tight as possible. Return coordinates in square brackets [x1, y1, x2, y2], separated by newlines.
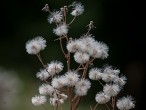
[31, 95, 47, 106]
[26, 37, 46, 54]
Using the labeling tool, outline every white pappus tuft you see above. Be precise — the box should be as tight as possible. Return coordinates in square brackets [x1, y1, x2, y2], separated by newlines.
[89, 68, 102, 80]
[103, 84, 121, 97]
[75, 79, 91, 96]
[31, 95, 47, 106]
[47, 61, 64, 76]
[64, 71, 80, 86]
[48, 11, 63, 24]
[36, 69, 50, 81]
[74, 52, 90, 64]
[114, 75, 127, 86]
[53, 24, 68, 36]
[26, 36, 46, 54]
[95, 92, 111, 104]
[70, 2, 84, 16]
[101, 66, 120, 82]
[66, 39, 80, 53]
[50, 98, 64, 107]
[51, 76, 65, 89]
[116, 95, 135, 110]
[39, 83, 55, 96]
[88, 41, 109, 59]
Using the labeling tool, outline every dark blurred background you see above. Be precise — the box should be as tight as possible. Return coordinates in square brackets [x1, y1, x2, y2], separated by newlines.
[0, 0, 145, 110]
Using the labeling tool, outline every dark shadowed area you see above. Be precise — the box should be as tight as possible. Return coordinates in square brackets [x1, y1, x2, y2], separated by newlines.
[0, 0, 145, 110]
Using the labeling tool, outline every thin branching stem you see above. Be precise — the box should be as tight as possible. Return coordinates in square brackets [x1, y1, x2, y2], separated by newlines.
[93, 103, 98, 110]
[42, 104, 49, 110]
[105, 103, 111, 110]
[36, 53, 45, 68]
[68, 16, 76, 25]
[59, 38, 66, 56]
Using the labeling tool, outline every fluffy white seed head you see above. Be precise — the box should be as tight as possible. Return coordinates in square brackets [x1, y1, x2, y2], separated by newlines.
[79, 35, 95, 53]
[95, 92, 111, 104]
[114, 75, 127, 86]
[50, 98, 64, 107]
[59, 93, 68, 100]
[98, 42, 109, 59]
[64, 71, 80, 86]
[48, 11, 63, 24]
[31, 95, 47, 106]
[51, 77, 65, 89]
[74, 52, 90, 64]
[116, 96, 135, 110]
[36, 69, 50, 81]
[75, 79, 91, 96]
[101, 73, 118, 82]
[26, 37, 46, 54]
[47, 61, 64, 76]
[89, 68, 102, 80]
[39, 84, 54, 96]
[101, 66, 120, 82]
[70, 2, 84, 16]
[66, 39, 80, 53]
[74, 86, 88, 96]
[53, 24, 68, 36]
[103, 66, 120, 75]
[89, 41, 109, 59]
[103, 84, 121, 96]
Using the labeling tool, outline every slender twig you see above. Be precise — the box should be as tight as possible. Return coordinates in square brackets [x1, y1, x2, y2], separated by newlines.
[54, 36, 66, 41]
[93, 103, 98, 110]
[74, 96, 81, 110]
[59, 38, 66, 56]
[98, 80, 104, 87]
[105, 103, 111, 110]
[67, 87, 72, 110]
[90, 105, 93, 110]
[36, 53, 45, 68]
[112, 96, 115, 110]
[68, 16, 76, 25]
[42, 104, 49, 110]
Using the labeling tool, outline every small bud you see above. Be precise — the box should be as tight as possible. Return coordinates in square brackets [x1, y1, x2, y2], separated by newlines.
[42, 4, 50, 12]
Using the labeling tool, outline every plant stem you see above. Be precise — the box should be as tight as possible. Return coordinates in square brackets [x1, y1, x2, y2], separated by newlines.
[74, 96, 81, 110]
[36, 53, 45, 68]
[93, 103, 98, 110]
[68, 16, 76, 25]
[59, 38, 66, 56]
[105, 104, 111, 110]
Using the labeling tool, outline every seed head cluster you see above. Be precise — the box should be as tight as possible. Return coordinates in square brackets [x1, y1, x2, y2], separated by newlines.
[26, 1, 136, 110]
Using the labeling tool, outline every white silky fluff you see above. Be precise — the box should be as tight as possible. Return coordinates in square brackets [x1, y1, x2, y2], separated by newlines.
[101, 66, 120, 82]
[53, 24, 68, 36]
[50, 98, 64, 107]
[36, 69, 50, 81]
[116, 96, 135, 110]
[88, 41, 109, 59]
[64, 71, 80, 86]
[39, 84, 54, 96]
[66, 39, 80, 53]
[114, 75, 127, 86]
[32, 95, 47, 106]
[51, 76, 65, 89]
[103, 84, 121, 97]
[48, 11, 63, 24]
[70, 2, 84, 16]
[89, 68, 102, 80]
[74, 52, 90, 64]
[75, 79, 91, 96]
[26, 36, 46, 54]
[95, 92, 111, 104]
[47, 61, 64, 76]
[78, 35, 95, 53]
